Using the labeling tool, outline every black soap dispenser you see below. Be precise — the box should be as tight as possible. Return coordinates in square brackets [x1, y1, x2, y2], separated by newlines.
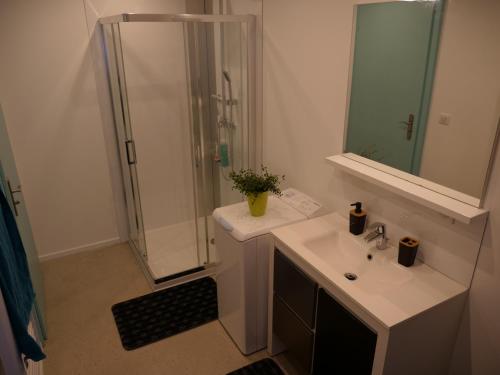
[349, 202, 367, 235]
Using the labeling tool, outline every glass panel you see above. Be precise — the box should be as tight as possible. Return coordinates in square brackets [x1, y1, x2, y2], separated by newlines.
[119, 21, 200, 279]
[184, 21, 210, 267]
[204, 20, 250, 263]
[103, 23, 147, 260]
[214, 21, 249, 207]
[186, 20, 251, 266]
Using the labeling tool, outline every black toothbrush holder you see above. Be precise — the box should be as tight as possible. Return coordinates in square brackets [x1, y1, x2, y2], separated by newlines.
[398, 237, 420, 267]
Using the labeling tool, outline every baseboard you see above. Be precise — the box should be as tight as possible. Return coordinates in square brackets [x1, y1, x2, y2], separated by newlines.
[38, 237, 123, 262]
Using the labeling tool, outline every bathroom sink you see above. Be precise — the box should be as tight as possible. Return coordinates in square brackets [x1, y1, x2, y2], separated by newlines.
[303, 229, 412, 293]
[271, 211, 468, 328]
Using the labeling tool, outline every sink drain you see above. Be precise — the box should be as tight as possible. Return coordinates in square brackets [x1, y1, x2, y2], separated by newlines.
[344, 272, 358, 281]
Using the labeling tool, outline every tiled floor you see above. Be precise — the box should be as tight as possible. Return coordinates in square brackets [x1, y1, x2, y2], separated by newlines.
[145, 217, 216, 280]
[41, 243, 266, 375]
[145, 221, 199, 279]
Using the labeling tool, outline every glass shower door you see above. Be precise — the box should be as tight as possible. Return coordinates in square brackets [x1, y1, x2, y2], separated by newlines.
[103, 24, 147, 261]
[111, 20, 201, 281]
[101, 14, 256, 283]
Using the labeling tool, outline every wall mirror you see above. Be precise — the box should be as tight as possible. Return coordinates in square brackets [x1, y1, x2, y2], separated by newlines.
[344, 0, 500, 207]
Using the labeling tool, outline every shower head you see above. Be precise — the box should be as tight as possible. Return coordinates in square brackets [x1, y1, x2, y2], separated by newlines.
[223, 70, 231, 83]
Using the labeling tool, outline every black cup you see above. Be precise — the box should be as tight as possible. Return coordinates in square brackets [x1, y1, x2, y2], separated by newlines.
[398, 237, 419, 267]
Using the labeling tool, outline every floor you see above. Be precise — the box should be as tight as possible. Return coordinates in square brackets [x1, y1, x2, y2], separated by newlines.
[145, 217, 216, 280]
[41, 243, 266, 375]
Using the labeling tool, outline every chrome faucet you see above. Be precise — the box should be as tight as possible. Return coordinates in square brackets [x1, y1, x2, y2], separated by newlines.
[364, 222, 388, 250]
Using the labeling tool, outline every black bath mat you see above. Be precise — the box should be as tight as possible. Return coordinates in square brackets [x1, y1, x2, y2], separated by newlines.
[227, 358, 284, 375]
[111, 277, 218, 350]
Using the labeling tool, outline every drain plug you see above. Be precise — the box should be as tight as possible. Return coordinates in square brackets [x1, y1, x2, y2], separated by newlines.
[344, 272, 358, 281]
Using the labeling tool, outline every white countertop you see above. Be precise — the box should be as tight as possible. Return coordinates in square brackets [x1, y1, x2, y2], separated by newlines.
[271, 212, 468, 328]
[213, 196, 306, 242]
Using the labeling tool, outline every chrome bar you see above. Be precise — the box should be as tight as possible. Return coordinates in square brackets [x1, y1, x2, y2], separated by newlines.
[98, 14, 125, 24]
[99, 13, 255, 24]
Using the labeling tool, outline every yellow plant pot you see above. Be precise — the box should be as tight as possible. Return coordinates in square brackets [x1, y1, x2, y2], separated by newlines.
[247, 191, 269, 217]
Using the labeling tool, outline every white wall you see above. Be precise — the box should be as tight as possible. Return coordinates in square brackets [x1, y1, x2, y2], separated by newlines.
[420, 0, 500, 198]
[262, 1, 498, 372]
[449, 95, 500, 374]
[0, 0, 120, 258]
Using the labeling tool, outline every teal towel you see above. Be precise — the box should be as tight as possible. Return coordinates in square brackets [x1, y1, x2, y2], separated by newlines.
[219, 143, 230, 167]
[0, 190, 45, 361]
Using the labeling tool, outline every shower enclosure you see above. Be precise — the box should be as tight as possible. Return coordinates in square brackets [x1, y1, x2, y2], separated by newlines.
[100, 13, 257, 285]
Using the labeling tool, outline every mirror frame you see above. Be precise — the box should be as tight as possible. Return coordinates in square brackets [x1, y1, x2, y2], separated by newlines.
[342, 0, 500, 208]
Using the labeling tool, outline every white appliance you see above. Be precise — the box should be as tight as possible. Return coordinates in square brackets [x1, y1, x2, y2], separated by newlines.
[213, 189, 321, 354]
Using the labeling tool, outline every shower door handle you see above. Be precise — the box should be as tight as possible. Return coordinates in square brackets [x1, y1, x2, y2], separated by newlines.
[125, 140, 137, 165]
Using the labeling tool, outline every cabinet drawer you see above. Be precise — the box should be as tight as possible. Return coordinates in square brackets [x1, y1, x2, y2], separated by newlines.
[274, 249, 317, 328]
[273, 295, 314, 374]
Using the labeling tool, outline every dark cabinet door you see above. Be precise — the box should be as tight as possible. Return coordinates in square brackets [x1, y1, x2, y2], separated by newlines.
[274, 249, 317, 328]
[274, 295, 314, 374]
[313, 289, 377, 374]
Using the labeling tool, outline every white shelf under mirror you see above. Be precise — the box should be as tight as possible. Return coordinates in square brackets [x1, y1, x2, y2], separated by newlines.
[326, 154, 488, 224]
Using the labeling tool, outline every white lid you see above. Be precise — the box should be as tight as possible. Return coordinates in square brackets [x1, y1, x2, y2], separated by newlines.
[213, 195, 307, 242]
[280, 188, 322, 218]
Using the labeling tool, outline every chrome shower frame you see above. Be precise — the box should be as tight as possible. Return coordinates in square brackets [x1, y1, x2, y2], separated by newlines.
[100, 13, 257, 289]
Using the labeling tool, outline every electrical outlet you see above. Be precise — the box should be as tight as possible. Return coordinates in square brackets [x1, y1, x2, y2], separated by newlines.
[438, 113, 451, 126]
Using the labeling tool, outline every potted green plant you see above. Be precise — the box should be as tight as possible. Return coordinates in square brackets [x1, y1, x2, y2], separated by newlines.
[229, 166, 285, 217]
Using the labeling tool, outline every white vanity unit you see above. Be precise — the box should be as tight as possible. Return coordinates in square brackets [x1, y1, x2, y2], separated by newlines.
[267, 213, 468, 375]
[215, 190, 321, 355]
